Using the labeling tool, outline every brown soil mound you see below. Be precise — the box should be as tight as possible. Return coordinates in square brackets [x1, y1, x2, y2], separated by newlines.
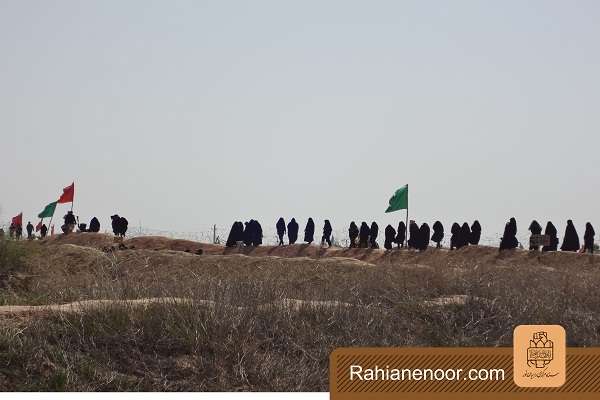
[38, 232, 599, 270]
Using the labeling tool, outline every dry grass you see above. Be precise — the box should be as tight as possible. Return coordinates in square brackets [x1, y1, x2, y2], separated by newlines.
[0, 234, 599, 391]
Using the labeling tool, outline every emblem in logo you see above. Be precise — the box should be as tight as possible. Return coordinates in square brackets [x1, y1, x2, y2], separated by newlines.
[527, 331, 553, 368]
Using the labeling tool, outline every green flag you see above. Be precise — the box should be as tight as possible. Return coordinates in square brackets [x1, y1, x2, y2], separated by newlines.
[385, 185, 408, 213]
[38, 201, 58, 219]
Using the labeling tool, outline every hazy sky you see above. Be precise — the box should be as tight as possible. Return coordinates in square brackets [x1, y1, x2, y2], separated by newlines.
[2, 1, 599, 243]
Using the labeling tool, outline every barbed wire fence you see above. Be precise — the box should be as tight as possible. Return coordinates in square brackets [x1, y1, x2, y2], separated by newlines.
[120, 223, 511, 248]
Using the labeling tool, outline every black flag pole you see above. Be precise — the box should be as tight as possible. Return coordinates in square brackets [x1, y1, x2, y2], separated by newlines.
[405, 184, 409, 247]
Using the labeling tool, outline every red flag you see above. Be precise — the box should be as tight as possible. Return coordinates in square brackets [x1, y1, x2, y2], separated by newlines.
[58, 182, 75, 204]
[11, 213, 22, 226]
[36, 220, 43, 232]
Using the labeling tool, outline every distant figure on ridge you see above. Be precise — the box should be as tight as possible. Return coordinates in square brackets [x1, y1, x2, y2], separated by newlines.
[450, 223, 461, 250]
[242, 222, 252, 246]
[63, 211, 77, 234]
[407, 221, 419, 249]
[542, 221, 559, 252]
[460, 223, 471, 248]
[431, 221, 444, 248]
[560, 220, 580, 252]
[584, 222, 595, 254]
[111, 214, 128, 237]
[321, 220, 333, 247]
[252, 220, 263, 246]
[40, 224, 48, 238]
[358, 222, 370, 248]
[499, 217, 518, 251]
[304, 218, 315, 244]
[287, 218, 299, 244]
[419, 223, 430, 251]
[528, 220, 542, 250]
[348, 222, 359, 248]
[470, 220, 481, 245]
[26, 222, 34, 240]
[384, 225, 396, 250]
[15, 224, 22, 240]
[226, 221, 244, 247]
[89, 217, 100, 233]
[369, 222, 379, 248]
[276, 217, 286, 246]
[395, 221, 406, 248]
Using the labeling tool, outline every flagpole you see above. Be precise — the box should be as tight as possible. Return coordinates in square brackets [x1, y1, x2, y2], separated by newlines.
[405, 184, 409, 247]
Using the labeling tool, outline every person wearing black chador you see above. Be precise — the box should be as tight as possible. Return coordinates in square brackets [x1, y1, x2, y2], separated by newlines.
[419, 223, 430, 251]
[499, 217, 518, 250]
[396, 221, 406, 248]
[384, 225, 396, 250]
[450, 223, 461, 250]
[89, 217, 100, 233]
[226, 221, 243, 247]
[252, 220, 263, 246]
[470, 220, 481, 245]
[304, 218, 315, 244]
[242, 221, 252, 246]
[287, 218, 299, 245]
[542, 221, 559, 252]
[584, 222, 595, 254]
[528, 220, 542, 250]
[276, 217, 286, 246]
[407, 221, 420, 249]
[460, 223, 471, 248]
[561, 220, 580, 252]
[348, 222, 359, 248]
[369, 222, 379, 248]
[431, 221, 443, 248]
[322, 220, 333, 247]
[358, 222, 370, 248]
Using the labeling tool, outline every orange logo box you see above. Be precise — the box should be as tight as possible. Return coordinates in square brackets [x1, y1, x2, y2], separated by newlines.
[513, 325, 566, 388]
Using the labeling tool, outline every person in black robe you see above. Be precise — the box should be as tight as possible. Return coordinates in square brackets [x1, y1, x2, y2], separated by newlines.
[321, 220, 333, 247]
[40, 224, 48, 238]
[287, 218, 299, 245]
[460, 223, 471, 248]
[528, 220, 542, 251]
[369, 222, 379, 248]
[89, 217, 100, 233]
[395, 221, 406, 248]
[276, 217, 286, 246]
[348, 222, 359, 248]
[407, 221, 420, 249]
[304, 218, 315, 244]
[470, 220, 481, 245]
[252, 220, 263, 246]
[499, 217, 518, 251]
[111, 215, 120, 236]
[226, 221, 243, 247]
[26, 222, 34, 239]
[542, 221, 558, 252]
[450, 223, 461, 250]
[431, 221, 443, 248]
[384, 225, 396, 250]
[560, 220, 580, 252]
[358, 222, 370, 248]
[243, 221, 253, 246]
[419, 223, 430, 251]
[584, 222, 595, 254]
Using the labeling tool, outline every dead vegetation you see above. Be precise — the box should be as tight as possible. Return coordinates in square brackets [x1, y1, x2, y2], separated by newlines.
[0, 234, 599, 391]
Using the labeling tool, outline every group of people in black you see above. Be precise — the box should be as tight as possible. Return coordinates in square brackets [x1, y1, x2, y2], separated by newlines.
[224, 217, 596, 254]
[499, 218, 596, 254]
[226, 218, 335, 248]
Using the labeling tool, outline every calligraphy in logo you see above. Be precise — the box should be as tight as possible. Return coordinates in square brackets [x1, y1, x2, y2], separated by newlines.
[527, 331, 553, 368]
